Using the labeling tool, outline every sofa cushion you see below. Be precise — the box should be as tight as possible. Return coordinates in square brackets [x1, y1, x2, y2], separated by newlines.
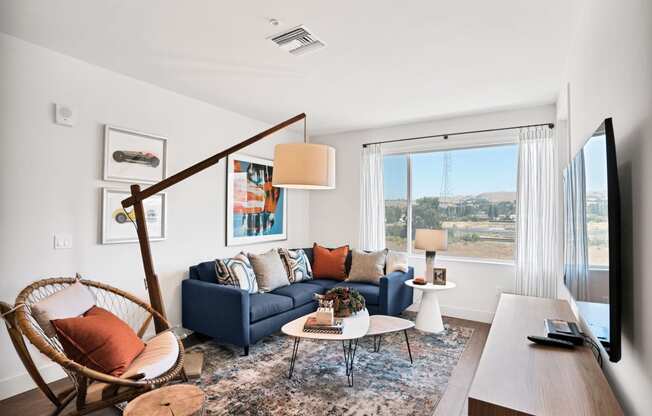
[278, 248, 313, 283]
[347, 249, 387, 284]
[312, 244, 349, 280]
[334, 282, 380, 305]
[271, 283, 323, 308]
[248, 250, 290, 292]
[249, 293, 293, 322]
[304, 278, 340, 291]
[215, 253, 258, 294]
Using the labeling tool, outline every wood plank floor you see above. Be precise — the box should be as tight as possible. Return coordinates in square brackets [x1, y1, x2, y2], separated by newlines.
[0, 316, 489, 416]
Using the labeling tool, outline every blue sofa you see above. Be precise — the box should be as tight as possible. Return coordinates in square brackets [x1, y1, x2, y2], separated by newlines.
[182, 247, 414, 355]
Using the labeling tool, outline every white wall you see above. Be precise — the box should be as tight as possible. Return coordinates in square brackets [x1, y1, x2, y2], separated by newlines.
[560, 1, 652, 413]
[0, 34, 311, 399]
[311, 105, 556, 323]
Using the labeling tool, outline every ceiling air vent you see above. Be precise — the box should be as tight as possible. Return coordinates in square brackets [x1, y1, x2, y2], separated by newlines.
[268, 25, 325, 56]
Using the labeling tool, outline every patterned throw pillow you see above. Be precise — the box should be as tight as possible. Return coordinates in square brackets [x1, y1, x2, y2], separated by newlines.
[215, 253, 259, 294]
[278, 249, 313, 283]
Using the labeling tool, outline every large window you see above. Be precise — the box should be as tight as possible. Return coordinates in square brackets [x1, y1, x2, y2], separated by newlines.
[384, 144, 518, 261]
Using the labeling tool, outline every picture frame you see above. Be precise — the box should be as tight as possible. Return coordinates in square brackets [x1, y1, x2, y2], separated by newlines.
[433, 267, 447, 285]
[226, 153, 287, 246]
[103, 125, 167, 184]
[101, 188, 167, 244]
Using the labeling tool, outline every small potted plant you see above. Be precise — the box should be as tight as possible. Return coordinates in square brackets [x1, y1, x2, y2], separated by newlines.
[319, 287, 366, 317]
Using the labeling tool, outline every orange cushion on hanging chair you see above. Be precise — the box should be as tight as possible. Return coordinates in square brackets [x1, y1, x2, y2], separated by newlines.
[51, 306, 145, 376]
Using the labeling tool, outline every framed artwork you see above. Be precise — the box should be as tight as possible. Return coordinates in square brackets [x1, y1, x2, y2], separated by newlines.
[103, 125, 167, 184]
[102, 188, 167, 244]
[226, 153, 287, 246]
[433, 267, 447, 285]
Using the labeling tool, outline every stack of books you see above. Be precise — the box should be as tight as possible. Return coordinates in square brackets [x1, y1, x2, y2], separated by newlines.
[303, 317, 344, 334]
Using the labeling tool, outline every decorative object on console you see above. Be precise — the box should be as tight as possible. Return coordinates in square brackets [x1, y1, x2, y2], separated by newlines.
[102, 188, 166, 244]
[386, 250, 409, 273]
[104, 125, 167, 184]
[433, 267, 447, 286]
[215, 253, 258, 294]
[226, 153, 287, 246]
[320, 287, 366, 318]
[278, 248, 312, 282]
[413, 276, 427, 285]
[414, 229, 448, 284]
[312, 243, 349, 280]
[247, 249, 290, 292]
[347, 249, 387, 284]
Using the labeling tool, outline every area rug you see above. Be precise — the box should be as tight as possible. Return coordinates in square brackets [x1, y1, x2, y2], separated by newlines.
[188, 314, 473, 416]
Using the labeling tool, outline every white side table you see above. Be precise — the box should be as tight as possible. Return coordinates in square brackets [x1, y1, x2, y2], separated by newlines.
[405, 279, 456, 334]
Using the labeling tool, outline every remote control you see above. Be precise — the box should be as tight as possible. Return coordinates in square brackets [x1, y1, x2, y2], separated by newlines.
[527, 335, 575, 349]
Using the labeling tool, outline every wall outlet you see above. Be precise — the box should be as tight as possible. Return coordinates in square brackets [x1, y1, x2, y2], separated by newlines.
[54, 233, 73, 249]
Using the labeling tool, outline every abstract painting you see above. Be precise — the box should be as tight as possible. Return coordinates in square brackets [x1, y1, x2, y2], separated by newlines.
[226, 153, 287, 246]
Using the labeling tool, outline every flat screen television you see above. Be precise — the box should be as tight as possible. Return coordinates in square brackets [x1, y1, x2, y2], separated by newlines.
[563, 117, 621, 362]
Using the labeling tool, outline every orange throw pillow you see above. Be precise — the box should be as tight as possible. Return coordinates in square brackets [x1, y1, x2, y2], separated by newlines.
[51, 306, 145, 376]
[312, 243, 349, 280]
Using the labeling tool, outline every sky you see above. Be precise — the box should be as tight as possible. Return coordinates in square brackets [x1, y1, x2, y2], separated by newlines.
[582, 134, 608, 194]
[383, 144, 519, 199]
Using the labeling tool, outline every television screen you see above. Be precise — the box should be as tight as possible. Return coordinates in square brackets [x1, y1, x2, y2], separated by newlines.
[563, 117, 621, 362]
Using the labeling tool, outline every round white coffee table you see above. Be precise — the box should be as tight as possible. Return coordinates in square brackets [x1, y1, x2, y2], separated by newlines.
[281, 309, 369, 386]
[405, 279, 456, 334]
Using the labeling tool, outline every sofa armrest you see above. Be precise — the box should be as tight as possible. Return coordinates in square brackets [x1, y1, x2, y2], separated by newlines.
[182, 279, 251, 347]
[379, 267, 414, 315]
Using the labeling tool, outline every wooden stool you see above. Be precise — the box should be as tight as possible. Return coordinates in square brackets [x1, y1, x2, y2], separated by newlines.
[124, 384, 205, 416]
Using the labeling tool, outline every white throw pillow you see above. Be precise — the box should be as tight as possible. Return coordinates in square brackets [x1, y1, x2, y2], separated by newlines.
[278, 248, 312, 283]
[31, 281, 96, 338]
[386, 250, 409, 273]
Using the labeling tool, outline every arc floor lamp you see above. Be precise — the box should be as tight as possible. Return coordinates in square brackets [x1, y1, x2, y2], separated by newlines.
[121, 113, 335, 332]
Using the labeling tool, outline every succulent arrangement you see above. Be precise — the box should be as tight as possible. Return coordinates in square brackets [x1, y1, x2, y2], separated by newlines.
[319, 287, 366, 317]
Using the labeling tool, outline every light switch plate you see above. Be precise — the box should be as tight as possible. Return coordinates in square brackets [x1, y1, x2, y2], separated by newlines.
[54, 233, 73, 249]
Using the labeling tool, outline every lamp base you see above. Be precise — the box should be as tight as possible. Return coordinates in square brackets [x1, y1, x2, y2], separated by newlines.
[425, 251, 437, 283]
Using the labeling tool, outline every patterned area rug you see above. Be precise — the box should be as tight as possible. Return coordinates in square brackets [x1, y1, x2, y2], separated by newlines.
[188, 314, 473, 416]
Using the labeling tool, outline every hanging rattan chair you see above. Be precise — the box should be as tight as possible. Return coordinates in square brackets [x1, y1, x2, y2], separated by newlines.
[3, 277, 185, 416]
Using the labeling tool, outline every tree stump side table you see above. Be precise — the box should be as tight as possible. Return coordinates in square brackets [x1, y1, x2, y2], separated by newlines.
[124, 384, 205, 416]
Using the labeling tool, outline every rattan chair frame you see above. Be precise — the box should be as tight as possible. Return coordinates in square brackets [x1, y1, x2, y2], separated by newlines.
[6, 277, 185, 415]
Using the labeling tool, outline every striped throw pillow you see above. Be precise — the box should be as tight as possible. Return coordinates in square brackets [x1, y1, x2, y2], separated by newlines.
[215, 253, 259, 294]
[278, 249, 313, 283]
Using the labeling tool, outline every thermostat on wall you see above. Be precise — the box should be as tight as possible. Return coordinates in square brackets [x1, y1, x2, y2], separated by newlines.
[55, 103, 76, 126]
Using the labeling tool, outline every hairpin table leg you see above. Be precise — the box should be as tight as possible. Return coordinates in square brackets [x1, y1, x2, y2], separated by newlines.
[404, 330, 413, 364]
[288, 337, 301, 379]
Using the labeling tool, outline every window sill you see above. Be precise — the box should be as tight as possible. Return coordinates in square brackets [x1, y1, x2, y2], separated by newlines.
[407, 254, 515, 267]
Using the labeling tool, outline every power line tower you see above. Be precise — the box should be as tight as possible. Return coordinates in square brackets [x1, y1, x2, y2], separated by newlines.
[440, 151, 452, 205]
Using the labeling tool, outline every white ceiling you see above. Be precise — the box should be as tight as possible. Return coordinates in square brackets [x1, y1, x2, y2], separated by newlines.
[0, 1, 577, 135]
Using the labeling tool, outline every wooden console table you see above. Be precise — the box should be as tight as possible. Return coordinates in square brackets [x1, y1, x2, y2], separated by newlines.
[468, 294, 622, 415]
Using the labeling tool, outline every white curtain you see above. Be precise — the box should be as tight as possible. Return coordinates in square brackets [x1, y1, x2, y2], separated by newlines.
[563, 151, 590, 301]
[359, 144, 386, 250]
[515, 126, 562, 298]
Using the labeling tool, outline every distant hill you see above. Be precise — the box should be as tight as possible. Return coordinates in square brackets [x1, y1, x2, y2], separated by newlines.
[476, 192, 516, 203]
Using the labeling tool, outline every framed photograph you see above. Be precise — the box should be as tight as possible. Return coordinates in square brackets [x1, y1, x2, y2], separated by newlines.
[101, 188, 167, 244]
[104, 125, 167, 184]
[433, 267, 447, 285]
[226, 153, 287, 246]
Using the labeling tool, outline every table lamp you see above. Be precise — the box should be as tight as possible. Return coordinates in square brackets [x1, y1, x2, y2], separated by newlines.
[414, 229, 448, 283]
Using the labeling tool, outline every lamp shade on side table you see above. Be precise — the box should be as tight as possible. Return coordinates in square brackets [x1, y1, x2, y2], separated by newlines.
[405, 279, 456, 333]
[414, 229, 448, 283]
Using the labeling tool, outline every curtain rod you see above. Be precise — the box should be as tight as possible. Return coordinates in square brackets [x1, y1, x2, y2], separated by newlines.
[362, 122, 555, 148]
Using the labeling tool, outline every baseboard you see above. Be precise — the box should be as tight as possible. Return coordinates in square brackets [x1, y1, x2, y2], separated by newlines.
[0, 363, 65, 401]
[440, 305, 495, 324]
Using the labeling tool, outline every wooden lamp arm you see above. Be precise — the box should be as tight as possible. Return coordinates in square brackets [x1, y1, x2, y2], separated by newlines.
[120, 113, 306, 332]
